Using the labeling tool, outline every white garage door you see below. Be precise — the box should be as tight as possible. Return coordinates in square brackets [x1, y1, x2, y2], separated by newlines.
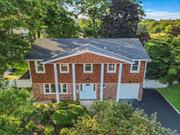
[119, 83, 140, 99]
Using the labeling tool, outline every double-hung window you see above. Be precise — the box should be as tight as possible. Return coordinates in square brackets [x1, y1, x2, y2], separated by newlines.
[35, 61, 45, 73]
[44, 84, 68, 94]
[84, 64, 93, 73]
[44, 84, 50, 93]
[130, 61, 140, 73]
[58, 84, 68, 94]
[60, 64, 69, 73]
[107, 64, 116, 73]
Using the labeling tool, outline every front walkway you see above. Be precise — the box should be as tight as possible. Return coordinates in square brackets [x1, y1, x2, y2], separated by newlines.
[132, 89, 180, 133]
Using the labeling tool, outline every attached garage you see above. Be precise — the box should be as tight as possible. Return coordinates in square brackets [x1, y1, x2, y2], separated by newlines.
[119, 83, 140, 99]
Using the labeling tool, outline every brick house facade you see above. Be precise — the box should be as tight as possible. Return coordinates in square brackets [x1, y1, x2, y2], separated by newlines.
[26, 38, 150, 102]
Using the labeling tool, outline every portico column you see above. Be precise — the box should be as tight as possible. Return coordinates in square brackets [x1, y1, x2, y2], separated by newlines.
[100, 64, 104, 101]
[116, 64, 122, 101]
[72, 63, 76, 100]
[53, 64, 60, 102]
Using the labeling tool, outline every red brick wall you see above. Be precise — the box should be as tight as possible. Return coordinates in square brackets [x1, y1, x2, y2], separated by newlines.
[121, 61, 145, 83]
[51, 52, 127, 64]
[29, 61, 146, 84]
[103, 83, 117, 100]
[29, 61, 55, 83]
[32, 83, 74, 101]
[32, 83, 117, 101]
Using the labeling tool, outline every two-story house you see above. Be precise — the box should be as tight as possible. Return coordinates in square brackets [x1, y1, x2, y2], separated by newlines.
[26, 38, 151, 102]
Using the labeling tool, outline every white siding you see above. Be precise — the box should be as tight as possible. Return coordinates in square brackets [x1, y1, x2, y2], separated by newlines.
[16, 79, 32, 88]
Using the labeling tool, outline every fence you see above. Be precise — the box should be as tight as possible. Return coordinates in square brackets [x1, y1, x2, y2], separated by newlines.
[143, 79, 168, 89]
[15, 79, 32, 88]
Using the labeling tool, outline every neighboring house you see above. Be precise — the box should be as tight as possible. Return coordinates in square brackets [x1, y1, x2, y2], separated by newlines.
[25, 38, 151, 102]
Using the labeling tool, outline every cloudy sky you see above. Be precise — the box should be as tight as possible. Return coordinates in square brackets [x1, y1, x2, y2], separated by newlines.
[142, 0, 180, 20]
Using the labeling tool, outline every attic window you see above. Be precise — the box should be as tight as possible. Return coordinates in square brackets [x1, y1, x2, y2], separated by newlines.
[130, 61, 140, 73]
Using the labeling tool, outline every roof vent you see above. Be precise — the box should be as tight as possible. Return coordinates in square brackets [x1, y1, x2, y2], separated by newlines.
[104, 46, 107, 50]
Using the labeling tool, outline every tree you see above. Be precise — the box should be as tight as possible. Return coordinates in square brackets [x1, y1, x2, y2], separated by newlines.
[77, 0, 109, 37]
[145, 35, 180, 85]
[0, 1, 33, 74]
[60, 101, 175, 135]
[79, 18, 101, 37]
[0, 0, 79, 74]
[100, 0, 145, 38]
[0, 89, 33, 115]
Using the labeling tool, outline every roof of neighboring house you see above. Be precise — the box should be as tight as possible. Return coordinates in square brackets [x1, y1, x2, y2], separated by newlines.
[27, 38, 151, 63]
[19, 71, 30, 79]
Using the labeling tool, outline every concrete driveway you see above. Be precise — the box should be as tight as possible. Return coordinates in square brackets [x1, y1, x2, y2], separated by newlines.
[132, 89, 180, 133]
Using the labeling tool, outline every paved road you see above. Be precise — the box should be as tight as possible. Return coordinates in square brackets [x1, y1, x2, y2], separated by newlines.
[132, 89, 180, 133]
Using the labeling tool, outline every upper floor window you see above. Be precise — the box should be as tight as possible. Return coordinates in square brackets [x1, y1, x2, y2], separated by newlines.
[130, 61, 140, 73]
[60, 64, 69, 73]
[35, 61, 45, 73]
[84, 64, 93, 73]
[107, 64, 116, 73]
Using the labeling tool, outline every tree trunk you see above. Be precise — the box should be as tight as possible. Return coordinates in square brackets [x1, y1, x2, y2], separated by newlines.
[168, 80, 173, 87]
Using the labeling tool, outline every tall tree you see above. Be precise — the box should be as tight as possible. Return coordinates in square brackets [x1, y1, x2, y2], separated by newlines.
[77, 0, 109, 37]
[145, 35, 180, 85]
[0, 0, 79, 74]
[0, 1, 32, 74]
[100, 0, 144, 38]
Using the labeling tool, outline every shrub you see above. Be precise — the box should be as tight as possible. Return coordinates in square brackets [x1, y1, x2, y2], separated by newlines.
[44, 126, 55, 135]
[25, 120, 36, 131]
[0, 115, 22, 135]
[51, 102, 87, 126]
[65, 101, 176, 135]
[51, 109, 77, 126]
[0, 89, 33, 115]
[60, 128, 70, 135]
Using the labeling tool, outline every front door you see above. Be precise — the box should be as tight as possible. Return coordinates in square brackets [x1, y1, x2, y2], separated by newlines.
[80, 84, 96, 99]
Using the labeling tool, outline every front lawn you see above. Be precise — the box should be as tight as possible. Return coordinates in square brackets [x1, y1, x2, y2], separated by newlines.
[158, 84, 180, 112]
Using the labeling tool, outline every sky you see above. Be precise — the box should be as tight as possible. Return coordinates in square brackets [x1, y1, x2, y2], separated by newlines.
[142, 0, 180, 20]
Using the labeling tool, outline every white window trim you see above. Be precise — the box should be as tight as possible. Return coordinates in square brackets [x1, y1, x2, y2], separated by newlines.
[130, 61, 141, 73]
[60, 84, 68, 94]
[43, 83, 68, 94]
[35, 61, 45, 73]
[60, 64, 69, 73]
[107, 64, 117, 73]
[44, 84, 52, 94]
[83, 64, 93, 73]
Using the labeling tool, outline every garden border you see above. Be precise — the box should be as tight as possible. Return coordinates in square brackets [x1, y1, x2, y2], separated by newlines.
[156, 89, 180, 115]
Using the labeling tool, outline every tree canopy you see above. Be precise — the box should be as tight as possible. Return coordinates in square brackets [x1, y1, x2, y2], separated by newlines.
[145, 35, 180, 85]
[0, 0, 79, 74]
[100, 0, 144, 38]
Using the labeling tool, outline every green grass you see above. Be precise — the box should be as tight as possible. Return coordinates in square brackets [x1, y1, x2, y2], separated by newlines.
[4, 62, 28, 80]
[11, 62, 28, 76]
[158, 84, 180, 112]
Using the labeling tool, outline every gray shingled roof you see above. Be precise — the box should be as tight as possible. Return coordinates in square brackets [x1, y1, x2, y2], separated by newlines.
[27, 38, 151, 63]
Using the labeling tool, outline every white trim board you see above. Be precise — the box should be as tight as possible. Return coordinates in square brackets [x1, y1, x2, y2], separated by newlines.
[42, 50, 133, 64]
